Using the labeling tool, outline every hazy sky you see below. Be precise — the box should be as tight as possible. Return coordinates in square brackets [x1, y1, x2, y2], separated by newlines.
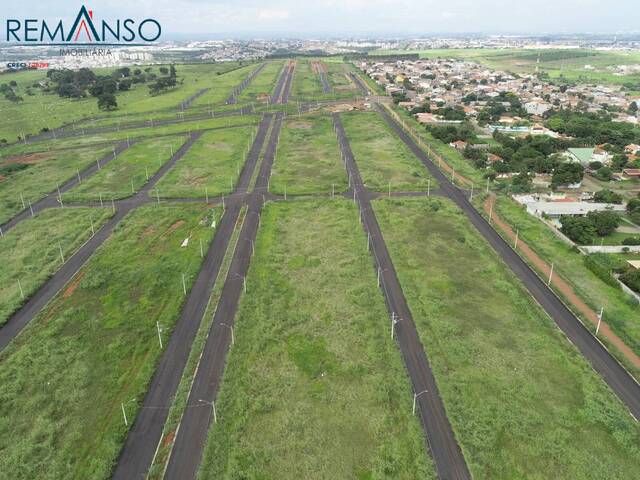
[4, 0, 639, 37]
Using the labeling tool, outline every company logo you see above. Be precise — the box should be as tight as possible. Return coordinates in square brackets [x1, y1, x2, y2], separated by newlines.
[5, 5, 161, 45]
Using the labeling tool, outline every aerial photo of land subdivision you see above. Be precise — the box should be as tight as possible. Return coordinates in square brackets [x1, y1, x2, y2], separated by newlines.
[0, 1, 639, 479]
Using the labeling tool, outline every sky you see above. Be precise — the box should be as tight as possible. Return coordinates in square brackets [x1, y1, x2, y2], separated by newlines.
[3, 0, 640, 38]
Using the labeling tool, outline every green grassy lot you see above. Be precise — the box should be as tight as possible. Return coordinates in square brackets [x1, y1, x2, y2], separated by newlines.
[190, 64, 262, 108]
[237, 61, 284, 103]
[155, 126, 257, 198]
[0, 63, 249, 141]
[198, 200, 434, 480]
[325, 62, 357, 91]
[371, 48, 640, 85]
[480, 195, 640, 365]
[341, 111, 434, 192]
[0, 145, 112, 224]
[270, 114, 347, 195]
[62, 136, 188, 201]
[374, 197, 640, 479]
[291, 60, 325, 99]
[0, 204, 219, 479]
[0, 207, 113, 327]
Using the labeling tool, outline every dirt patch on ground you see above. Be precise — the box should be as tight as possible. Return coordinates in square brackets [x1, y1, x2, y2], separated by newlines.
[63, 271, 86, 299]
[161, 430, 176, 449]
[0, 174, 5, 182]
[484, 196, 640, 369]
[0, 151, 51, 167]
[162, 220, 185, 238]
[328, 103, 357, 113]
[288, 121, 313, 129]
[141, 224, 157, 239]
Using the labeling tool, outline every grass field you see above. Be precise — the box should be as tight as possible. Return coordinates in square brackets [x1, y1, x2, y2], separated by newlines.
[237, 61, 284, 103]
[62, 136, 188, 201]
[291, 60, 325, 99]
[0, 204, 219, 480]
[479, 194, 640, 363]
[371, 48, 640, 85]
[341, 111, 434, 192]
[0, 145, 113, 224]
[155, 126, 257, 198]
[0, 207, 113, 327]
[0, 63, 251, 141]
[198, 200, 435, 480]
[189, 64, 262, 108]
[270, 114, 347, 195]
[374, 197, 640, 479]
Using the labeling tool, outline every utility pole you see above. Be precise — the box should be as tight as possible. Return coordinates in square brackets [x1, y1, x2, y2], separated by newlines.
[514, 230, 519, 250]
[413, 390, 428, 415]
[596, 307, 604, 336]
[547, 263, 554, 286]
[182, 273, 187, 295]
[58, 242, 65, 264]
[156, 322, 163, 349]
[121, 403, 128, 426]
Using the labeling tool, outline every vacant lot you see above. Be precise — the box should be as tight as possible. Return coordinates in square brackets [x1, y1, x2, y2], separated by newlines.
[291, 60, 325, 99]
[0, 207, 113, 327]
[374, 197, 640, 479]
[270, 114, 347, 195]
[0, 204, 219, 479]
[342, 111, 434, 192]
[198, 200, 434, 480]
[237, 61, 284, 103]
[0, 145, 112, 223]
[63, 136, 187, 201]
[156, 126, 256, 198]
[190, 64, 262, 107]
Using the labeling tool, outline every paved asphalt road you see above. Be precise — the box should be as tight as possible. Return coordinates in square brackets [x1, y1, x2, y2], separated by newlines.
[0, 141, 130, 235]
[163, 112, 284, 480]
[0, 131, 204, 354]
[377, 105, 640, 421]
[317, 64, 331, 93]
[178, 88, 211, 111]
[334, 112, 472, 480]
[349, 71, 370, 95]
[226, 63, 266, 104]
[112, 114, 274, 480]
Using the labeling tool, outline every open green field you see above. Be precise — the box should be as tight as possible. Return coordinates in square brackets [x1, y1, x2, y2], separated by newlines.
[198, 200, 434, 480]
[270, 114, 347, 195]
[371, 48, 640, 85]
[291, 60, 325, 99]
[479, 195, 640, 365]
[62, 136, 187, 201]
[237, 61, 284, 103]
[374, 197, 640, 479]
[341, 111, 434, 192]
[0, 145, 113, 224]
[0, 207, 113, 327]
[325, 61, 357, 91]
[190, 64, 262, 108]
[156, 126, 257, 198]
[0, 203, 219, 479]
[0, 63, 251, 141]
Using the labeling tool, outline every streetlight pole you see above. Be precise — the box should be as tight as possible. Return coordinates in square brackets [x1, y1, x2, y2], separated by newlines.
[413, 390, 429, 415]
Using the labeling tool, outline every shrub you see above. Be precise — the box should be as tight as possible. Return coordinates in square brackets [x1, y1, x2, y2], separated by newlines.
[583, 255, 621, 289]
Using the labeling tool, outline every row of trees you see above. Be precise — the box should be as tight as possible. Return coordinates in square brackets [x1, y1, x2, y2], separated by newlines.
[43, 65, 180, 111]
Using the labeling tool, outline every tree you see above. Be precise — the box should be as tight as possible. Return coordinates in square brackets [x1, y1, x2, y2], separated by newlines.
[559, 215, 597, 244]
[593, 189, 623, 204]
[627, 197, 640, 224]
[594, 166, 613, 181]
[552, 162, 584, 188]
[629, 101, 638, 115]
[97, 93, 117, 111]
[620, 268, 640, 293]
[159, 66, 169, 75]
[511, 171, 532, 193]
[587, 210, 620, 236]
